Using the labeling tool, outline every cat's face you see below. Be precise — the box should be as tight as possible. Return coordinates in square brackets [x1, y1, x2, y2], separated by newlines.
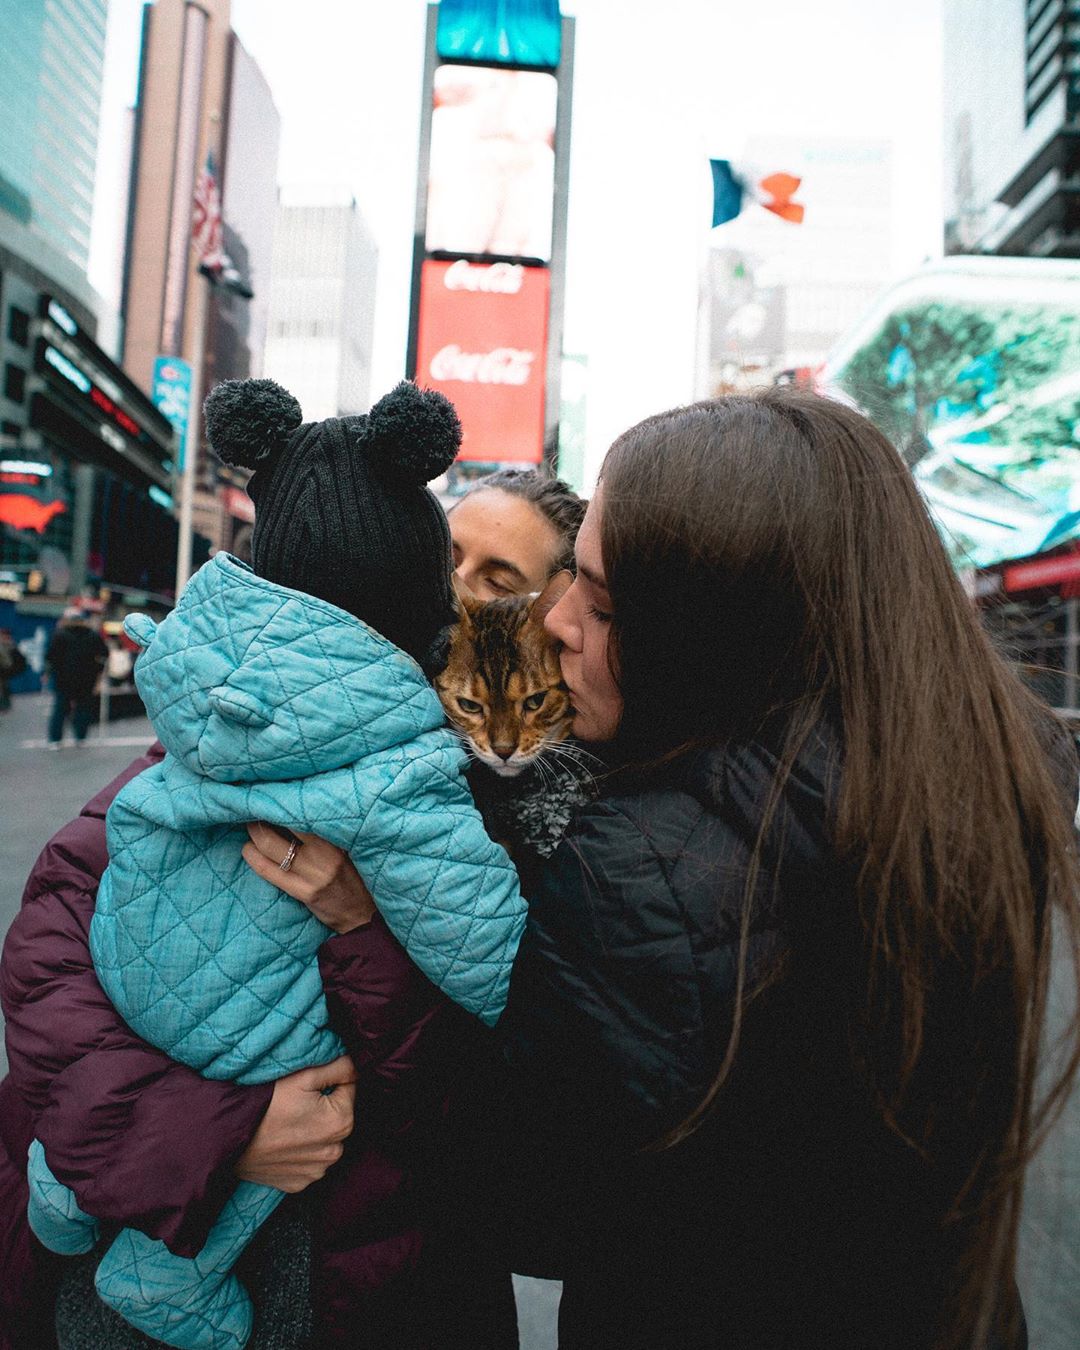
[436, 575, 574, 777]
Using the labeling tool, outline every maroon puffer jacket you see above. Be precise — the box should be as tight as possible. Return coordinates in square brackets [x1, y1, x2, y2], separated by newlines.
[0, 749, 510, 1349]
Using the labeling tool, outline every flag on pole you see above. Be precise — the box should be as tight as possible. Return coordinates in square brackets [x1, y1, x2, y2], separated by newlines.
[758, 172, 805, 224]
[709, 160, 745, 227]
[192, 150, 225, 274]
[191, 149, 254, 297]
[709, 159, 805, 228]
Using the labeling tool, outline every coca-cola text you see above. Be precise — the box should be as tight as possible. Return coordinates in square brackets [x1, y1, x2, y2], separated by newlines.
[429, 345, 535, 385]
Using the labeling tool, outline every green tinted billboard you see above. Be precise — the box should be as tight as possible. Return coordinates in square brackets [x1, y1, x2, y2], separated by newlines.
[823, 258, 1080, 570]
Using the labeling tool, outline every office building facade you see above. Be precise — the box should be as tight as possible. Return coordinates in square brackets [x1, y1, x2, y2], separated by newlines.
[945, 0, 1080, 256]
[122, 0, 280, 550]
[0, 0, 194, 627]
[264, 197, 377, 420]
[0, 0, 108, 275]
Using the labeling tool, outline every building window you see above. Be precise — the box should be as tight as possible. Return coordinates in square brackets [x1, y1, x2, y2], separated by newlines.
[6, 306, 29, 347]
[1026, 0, 1066, 124]
[4, 364, 26, 404]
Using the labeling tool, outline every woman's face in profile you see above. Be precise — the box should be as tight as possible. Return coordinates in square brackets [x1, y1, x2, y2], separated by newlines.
[448, 489, 562, 599]
[544, 489, 622, 743]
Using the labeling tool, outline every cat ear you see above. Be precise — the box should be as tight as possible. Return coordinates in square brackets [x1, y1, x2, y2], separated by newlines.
[526, 569, 573, 629]
[452, 572, 480, 627]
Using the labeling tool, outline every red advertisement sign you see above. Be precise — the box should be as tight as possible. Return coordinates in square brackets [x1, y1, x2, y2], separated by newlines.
[415, 259, 549, 463]
[1003, 550, 1080, 593]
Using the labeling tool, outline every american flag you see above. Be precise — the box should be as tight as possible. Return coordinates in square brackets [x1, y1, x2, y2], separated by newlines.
[192, 149, 225, 275]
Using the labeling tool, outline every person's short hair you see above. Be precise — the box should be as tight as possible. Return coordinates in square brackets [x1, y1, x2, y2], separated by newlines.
[462, 468, 586, 576]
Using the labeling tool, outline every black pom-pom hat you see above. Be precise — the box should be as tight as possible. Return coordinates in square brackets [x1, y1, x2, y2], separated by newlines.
[203, 377, 461, 669]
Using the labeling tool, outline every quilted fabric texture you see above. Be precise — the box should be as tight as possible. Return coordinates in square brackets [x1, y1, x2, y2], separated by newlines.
[93, 1182, 285, 1350]
[26, 1140, 99, 1256]
[29, 552, 526, 1350]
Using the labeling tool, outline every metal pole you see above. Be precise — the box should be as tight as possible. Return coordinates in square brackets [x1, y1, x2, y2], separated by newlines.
[175, 271, 210, 596]
[69, 464, 96, 596]
[98, 672, 110, 739]
[1066, 597, 1078, 715]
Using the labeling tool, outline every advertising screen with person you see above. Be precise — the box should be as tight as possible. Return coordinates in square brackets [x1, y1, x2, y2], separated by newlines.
[425, 64, 557, 262]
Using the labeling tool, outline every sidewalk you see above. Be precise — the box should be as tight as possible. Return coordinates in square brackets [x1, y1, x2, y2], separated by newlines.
[0, 691, 156, 1076]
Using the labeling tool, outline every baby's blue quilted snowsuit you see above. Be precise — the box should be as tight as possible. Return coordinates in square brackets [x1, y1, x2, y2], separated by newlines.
[26, 553, 526, 1350]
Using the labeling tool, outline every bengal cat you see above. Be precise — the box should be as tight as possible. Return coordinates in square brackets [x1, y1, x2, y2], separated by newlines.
[435, 573, 574, 777]
[436, 573, 596, 866]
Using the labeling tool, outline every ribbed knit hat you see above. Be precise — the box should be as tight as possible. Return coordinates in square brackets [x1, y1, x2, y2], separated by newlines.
[204, 378, 461, 670]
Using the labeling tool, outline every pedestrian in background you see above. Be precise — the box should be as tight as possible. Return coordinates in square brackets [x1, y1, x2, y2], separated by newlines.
[0, 628, 26, 712]
[43, 611, 106, 748]
[104, 635, 134, 689]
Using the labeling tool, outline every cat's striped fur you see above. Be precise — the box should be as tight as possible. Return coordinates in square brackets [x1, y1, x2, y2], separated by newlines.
[436, 577, 574, 778]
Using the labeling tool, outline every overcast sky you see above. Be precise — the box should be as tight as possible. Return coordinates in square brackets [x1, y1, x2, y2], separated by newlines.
[91, 0, 944, 478]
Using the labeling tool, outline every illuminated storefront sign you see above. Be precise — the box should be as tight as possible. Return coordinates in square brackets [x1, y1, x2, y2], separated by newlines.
[46, 298, 78, 337]
[407, 6, 571, 474]
[415, 258, 549, 462]
[0, 459, 51, 486]
[34, 333, 175, 481]
[223, 486, 255, 523]
[44, 344, 90, 393]
[0, 495, 66, 533]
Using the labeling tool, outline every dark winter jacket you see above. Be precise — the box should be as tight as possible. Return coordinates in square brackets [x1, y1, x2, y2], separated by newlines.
[44, 625, 107, 697]
[479, 716, 1062, 1349]
[0, 748, 514, 1350]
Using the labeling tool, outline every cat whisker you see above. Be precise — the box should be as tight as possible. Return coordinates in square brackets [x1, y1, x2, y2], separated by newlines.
[540, 742, 600, 779]
[551, 741, 605, 770]
[531, 755, 559, 792]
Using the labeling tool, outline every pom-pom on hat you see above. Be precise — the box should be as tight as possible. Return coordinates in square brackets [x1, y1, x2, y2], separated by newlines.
[203, 377, 461, 669]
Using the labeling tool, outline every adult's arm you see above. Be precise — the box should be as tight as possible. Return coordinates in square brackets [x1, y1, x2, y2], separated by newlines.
[0, 750, 272, 1256]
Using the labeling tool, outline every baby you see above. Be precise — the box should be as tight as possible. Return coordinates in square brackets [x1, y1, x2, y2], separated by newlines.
[25, 379, 525, 1350]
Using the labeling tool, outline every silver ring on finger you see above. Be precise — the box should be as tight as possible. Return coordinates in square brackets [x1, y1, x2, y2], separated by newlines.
[279, 839, 299, 873]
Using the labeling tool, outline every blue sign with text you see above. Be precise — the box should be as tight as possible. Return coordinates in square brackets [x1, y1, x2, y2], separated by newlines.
[151, 356, 192, 472]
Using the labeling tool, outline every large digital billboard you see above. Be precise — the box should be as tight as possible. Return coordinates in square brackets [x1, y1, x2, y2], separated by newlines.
[436, 0, 562, 68]
[823, 258, 1080, 571]
[415, 258, 549, 462]
[425, 64, 557, 261]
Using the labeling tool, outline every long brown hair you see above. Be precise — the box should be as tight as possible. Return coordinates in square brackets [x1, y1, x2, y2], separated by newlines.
[599, 388, 1080, 1348]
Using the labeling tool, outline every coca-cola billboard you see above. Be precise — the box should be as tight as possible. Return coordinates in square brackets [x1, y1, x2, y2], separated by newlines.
[415, 259, 549, 463]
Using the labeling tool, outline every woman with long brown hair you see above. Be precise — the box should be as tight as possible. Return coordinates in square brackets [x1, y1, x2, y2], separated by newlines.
[258, 387, 1080, 1347]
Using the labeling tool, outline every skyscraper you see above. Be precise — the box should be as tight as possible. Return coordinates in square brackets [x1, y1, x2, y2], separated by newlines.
[121, 0, 280, 550]
[120, 0, 233, 392]
[1, 0, 186, 612]
[264, 195, 378, 419]
[0, 0, 108, 276]
[944, 0, 1080, 256]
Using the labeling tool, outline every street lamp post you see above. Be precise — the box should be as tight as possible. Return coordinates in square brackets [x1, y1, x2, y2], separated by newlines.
[174, 270, 210, 597]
